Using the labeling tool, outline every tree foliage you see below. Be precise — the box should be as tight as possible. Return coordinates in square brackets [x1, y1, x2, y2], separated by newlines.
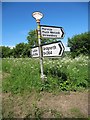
[13, 43, 30, 58]
[27, 30, 38, 47]
[1, 43, 30, 58]
[68, 32, 89, 58]
[1, 46, 12, 58]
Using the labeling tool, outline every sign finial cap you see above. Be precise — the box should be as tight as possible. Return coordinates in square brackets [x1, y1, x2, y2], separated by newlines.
[32, 11, 43, 20]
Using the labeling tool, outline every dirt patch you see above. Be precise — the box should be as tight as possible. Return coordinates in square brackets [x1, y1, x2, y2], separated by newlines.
[37, 91, 88, 118]
[2, 72, 10, 80]
[2, 90, 88, 118]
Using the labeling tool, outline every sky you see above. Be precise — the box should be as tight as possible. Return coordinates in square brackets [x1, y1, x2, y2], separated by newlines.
[2, 2, 88, 50]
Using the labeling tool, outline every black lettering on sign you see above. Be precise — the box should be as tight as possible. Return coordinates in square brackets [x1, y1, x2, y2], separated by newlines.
[43, 52, 46, 55]
[42, 28, 46, 30]
[43, 51, 52, 55]
[42, 34, 46, 36]
[43, 46, 56, 51]
[50, 31, 60, 34]
[53, 46, 56, 49]
[46, 28, 52, 31]
[33, 53, 38, 56]
[42, 31, 49, 33]
[49, 51, 52, 54]
[33, 49, 37, 52]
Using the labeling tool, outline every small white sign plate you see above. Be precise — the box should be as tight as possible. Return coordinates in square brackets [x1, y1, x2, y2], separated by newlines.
[40, 25, 64, 39]
[31, 47, 39, 58]
[42, 41, 65, 57]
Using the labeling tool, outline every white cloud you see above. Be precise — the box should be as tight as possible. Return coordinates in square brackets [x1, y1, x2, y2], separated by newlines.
[3, 45, 15, 49]
[65, 47, 70, 51]
[62, 42, 70, 52]
[9, 46, 15, 49]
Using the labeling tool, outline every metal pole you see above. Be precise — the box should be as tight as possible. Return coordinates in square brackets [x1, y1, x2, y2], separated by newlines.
[36, 19, 44, 82]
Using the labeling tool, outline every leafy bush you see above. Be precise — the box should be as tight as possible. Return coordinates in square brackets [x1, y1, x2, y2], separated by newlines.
[43, 55, 88, 91]
[68, 32, 89, 58]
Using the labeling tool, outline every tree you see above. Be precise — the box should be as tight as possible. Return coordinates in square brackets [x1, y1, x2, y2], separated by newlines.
[27, 30, 38, 47]
[27, 30, 57, 47]
[68, 32, 89, 58]
[22, 44, 31, 57]
[1, 46, 12, 58]
[13, 43, 30, 58]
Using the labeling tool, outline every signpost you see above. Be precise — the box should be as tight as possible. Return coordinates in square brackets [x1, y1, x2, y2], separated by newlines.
[32, 11, 65, 82]
[40, 25, 64, 39]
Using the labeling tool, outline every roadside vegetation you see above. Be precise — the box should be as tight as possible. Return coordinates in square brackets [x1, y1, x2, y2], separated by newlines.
[1, 31, 89, 119]
[2, 55, 89, 118]
[2, 55, 88, 94]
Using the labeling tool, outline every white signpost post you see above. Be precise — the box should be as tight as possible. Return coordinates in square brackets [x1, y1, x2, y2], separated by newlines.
[32, 11, 44, 81]
[40, 25, 64, 39]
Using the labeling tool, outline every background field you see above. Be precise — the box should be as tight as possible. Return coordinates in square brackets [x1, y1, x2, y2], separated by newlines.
[1, 55, 89, 118]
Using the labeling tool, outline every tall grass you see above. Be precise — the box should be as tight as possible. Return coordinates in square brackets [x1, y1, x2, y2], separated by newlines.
[2, 55, 88, 94]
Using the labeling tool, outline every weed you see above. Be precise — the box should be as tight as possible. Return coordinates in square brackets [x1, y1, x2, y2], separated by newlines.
[51, 109, 62, 118]
[70, 108, 86, 118]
